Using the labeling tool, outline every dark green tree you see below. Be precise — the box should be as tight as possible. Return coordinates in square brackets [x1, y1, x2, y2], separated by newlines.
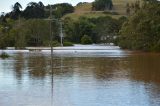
[45, 3, 74, 18]
[22, 2, 45, 19]
[93, 16, 120, 43]
[64, 17, 95, 43]
[126, 3, 131, 15]
[10, 2, 22, 19]
[118, 2, 160, 51]
[92, 0, 113, 11]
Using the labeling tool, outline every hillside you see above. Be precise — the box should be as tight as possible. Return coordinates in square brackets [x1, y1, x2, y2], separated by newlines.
[63, 0, 140, 20]
[112, 0, 137, 14]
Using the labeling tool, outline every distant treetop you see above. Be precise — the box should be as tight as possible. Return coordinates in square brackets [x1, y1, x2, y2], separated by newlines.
[92, 0, 113, 11]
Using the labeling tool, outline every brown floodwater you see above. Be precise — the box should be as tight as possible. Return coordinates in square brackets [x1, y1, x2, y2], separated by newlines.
[0, 50, 160, 106]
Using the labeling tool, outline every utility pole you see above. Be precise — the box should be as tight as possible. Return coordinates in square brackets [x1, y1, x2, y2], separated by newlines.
[49, 5, 54, 106]
[49, 5, 54, 60]
[45, 5, 63, 48]
[44, 4, 57, 70]
[59, 20, 64, 47]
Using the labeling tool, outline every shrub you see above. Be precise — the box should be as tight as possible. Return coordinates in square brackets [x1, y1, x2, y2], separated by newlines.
[81, 35, 93, 44]
[52, 41, 61, 47]
[63, 41, 74, 46]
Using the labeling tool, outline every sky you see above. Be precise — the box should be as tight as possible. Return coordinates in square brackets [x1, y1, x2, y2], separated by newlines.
[0, 0, 94, 13]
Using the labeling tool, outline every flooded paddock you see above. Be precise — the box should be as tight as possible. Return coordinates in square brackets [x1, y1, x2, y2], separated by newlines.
[0, 46, 160, 106]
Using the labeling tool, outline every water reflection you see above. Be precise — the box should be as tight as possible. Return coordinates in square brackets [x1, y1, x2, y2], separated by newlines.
[92, 57, 125, 80]
[27, 54, 48, 79]
[0, 52, 160, 106]
[128, 54, 160, 106]
[129, 54, 160, 83]
[13, 53, 25, 80]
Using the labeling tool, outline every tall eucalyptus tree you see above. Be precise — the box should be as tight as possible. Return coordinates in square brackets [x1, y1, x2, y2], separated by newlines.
[10, 2, 22, 19]
[22, 1, 45, 19]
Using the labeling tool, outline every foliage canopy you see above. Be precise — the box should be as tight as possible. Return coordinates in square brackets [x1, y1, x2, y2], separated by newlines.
[118, 1, 160, 51]
[92, 0, 113, 11]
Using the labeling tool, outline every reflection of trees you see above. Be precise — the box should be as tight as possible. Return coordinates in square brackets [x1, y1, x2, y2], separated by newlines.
[13, 54, 75, 79]
[92, 57, 129, 80]
[27, 54, 48, 79]
[13, 53, 160, 83]
[67, 57, 129, 80]
[128, 54, 160, 106]
[51, 57, 74, 76]
[93, 58, 118, 79]
[129, 54, 160, 83]
[14, 53, 25, 80]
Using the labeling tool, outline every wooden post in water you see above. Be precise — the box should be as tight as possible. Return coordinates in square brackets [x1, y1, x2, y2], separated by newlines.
[49, 5, 54, 69]
[49, 5, 54, 106]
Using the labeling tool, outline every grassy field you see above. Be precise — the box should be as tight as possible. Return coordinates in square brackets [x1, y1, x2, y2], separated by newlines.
[112, 0, 138, 15]
[63, 0, 141, 20]
[63, 11, 124, 20]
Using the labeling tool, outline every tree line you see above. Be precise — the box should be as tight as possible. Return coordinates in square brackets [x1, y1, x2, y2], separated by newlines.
[0, 0, 126, 49]
[0, 15, 126, 48]
[92, 0, 113, 11]
[0, 0, 160, 52]
[1, 2, 74, 20]
[1, 0, 114, 20]
[118, 0, 160, 51]
[63, 16, 126, 44]
[0, 1, 75, 48]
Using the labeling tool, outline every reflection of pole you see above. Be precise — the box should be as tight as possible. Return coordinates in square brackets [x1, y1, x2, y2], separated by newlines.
[51, 55, 54, 106]
[60, 55, 63, 71]
[49, 4, 54, 106]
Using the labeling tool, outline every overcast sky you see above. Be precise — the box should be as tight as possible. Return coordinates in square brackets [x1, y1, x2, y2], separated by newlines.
[0, 0, 94, 13]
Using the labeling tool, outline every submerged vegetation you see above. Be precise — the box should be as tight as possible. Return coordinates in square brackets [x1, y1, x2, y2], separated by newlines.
[0, 52, 10, 59]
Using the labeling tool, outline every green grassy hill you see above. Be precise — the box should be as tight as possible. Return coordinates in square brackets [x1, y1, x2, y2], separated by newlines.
[112, 0, 137, 14]
[63, 0, 141, 20]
